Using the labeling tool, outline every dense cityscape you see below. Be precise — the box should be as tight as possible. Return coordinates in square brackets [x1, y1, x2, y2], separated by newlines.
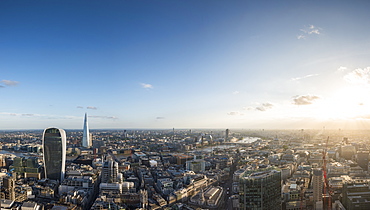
[3, 2, 370, 209]
[0, 114, 369, 209]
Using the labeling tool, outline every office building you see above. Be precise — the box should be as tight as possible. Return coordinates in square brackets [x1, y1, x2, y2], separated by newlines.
[82, 113, 91, 148]
[42, 127, 66, 182]
[341, 145, 356, 160]
[312, 168, 323, 204]
[1, 176, 15, 200]
[356, 151, 369, 171]
[239, 168, 281, 210]
[101, 160, 119, 183]
[226, 129, 229, 142]
[341, 181, 370, 209]
[186, 159, 206, 172]
[10, 157, 41, 179]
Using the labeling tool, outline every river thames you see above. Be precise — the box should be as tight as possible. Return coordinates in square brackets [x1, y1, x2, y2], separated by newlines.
[195, 136, 260, 152]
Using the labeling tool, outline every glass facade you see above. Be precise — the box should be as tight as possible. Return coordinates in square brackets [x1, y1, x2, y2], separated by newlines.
[82, 113, 91, 148]
[42, 127, 66, 182]
[239, 168, 281, 210]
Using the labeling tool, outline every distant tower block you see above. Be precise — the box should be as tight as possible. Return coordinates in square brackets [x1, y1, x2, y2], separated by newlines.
[173, 127, 175, 140]
[312, 168, 323, 203]
[226, 129, 229, 142]
[123, 130, 127, 138]
[82, 113, 91, 148]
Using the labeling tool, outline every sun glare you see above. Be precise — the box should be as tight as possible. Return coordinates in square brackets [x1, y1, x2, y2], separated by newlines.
[314, 86, 370, 121]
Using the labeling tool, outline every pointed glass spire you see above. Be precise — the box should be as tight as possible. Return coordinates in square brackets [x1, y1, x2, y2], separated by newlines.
[82, 113, 91, 148]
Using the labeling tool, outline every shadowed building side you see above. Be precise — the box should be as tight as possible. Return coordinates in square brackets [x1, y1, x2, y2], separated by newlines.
[42, 127, 66, 182]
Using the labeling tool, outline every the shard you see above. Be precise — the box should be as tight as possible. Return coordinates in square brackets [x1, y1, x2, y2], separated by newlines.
[82, 113, 91, 148]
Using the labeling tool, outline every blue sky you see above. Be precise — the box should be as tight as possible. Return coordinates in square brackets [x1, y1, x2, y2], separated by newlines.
[2, 0, 370, 130]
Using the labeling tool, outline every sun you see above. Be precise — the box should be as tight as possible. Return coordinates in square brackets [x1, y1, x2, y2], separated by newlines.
[313, 85, 370, 121]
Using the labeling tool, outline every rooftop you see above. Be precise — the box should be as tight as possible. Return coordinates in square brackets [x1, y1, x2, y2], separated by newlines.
[242, 169, 280, 179]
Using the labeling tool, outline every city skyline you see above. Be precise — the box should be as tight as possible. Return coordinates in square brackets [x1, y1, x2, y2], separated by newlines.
[2, 1, 370, 130]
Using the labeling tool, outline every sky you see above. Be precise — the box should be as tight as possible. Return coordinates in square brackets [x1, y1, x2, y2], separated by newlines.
[2, 0, 370, 130]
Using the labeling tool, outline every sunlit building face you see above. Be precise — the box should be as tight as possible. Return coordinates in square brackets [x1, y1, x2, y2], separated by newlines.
[42, 127, 66, 182]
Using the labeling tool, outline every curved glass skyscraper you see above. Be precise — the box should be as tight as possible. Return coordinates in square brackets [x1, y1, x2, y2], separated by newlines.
[42, 127, 66, 182]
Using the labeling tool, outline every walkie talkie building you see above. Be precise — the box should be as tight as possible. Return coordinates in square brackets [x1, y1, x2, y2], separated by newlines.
[42, 127, 66, 182]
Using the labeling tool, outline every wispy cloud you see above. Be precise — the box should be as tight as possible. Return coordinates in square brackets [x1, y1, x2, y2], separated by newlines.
[255, 107, 265, 111]
[337, 66, 348, 72]
[293, 95, 320, 105]
[301, 25, 321, 34]
[297, 35, 305, 40]
[227, 111, 243, 116]
[297, 25, 322, 40]
[243, 106, 253, 111]
[232, 91, 240, 95]
[141, 83, 153, 89]
[343, 67, 370, 85]
[0, 80, 19, 87]
[244, 102, 274, 112]
[255, 103, 274, 111]
[0, 112, 80, 120]
[354, 115, 370, 120]
[291, 74, 319, 81]
[22, 114, 35, 117]
[90, 115, 118, 120]
[0, 112, 21, 117]
[77, 106, 98, 110]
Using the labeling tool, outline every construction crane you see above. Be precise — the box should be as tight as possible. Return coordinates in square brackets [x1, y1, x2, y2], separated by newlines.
[322, 136, 332, 210]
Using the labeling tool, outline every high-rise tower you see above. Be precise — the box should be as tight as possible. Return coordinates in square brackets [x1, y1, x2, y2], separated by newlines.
[239, 167, 281, 210]
[82, 113, 91, 148]
[225, 129, 229, 142]
[101, 160, 119, 183]
[42, 127, 66, 182]
[313, 168, 323, 204]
